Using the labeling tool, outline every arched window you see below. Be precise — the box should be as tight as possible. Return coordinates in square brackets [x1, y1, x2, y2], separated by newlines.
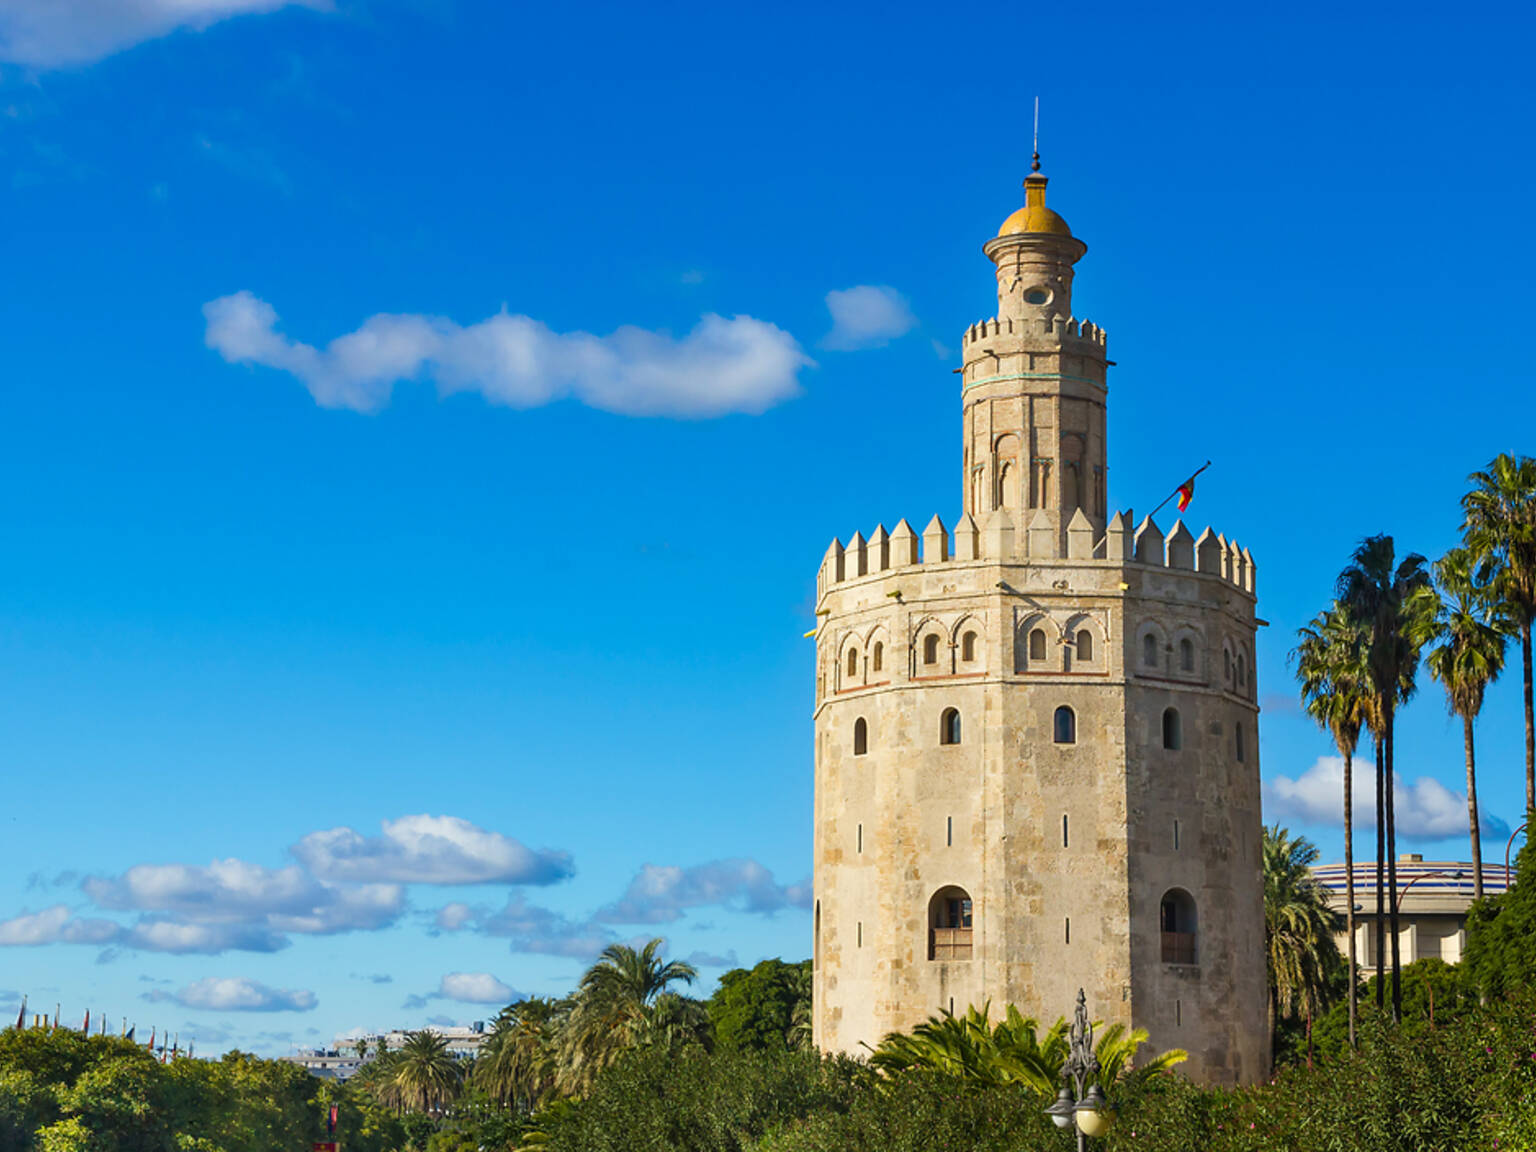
[1162, 707, 1182, 751]
[1076, 630, 1093, 662]
[1160, 889, 1197, 964]
[1143, 633, 1158, 667]
[1053, 705, 1076, 744]
[872, 642, 884, 673]
[1235, 722, 1245, 763]
[928, 885, 973, 960]
[846, 649, 858, 679]
[1223, 648, 1232, 680]
[961, 631, 977, 662]
[853, 717, 868, 756]
[1029, 628, 1047, 662]
[1237, 653, 1248, 687]
[923, 634, 940, 665]
[1179, 638, 1194, 672]
[940, 708, 962, 745]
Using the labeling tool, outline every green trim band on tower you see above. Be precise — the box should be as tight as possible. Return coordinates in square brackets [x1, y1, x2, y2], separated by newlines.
[962, 371, 1102, 392]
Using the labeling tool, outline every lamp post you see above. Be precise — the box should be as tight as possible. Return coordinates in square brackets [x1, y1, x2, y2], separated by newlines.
[1044, 989, 1110, 1151]
[1506, 821, 1527, 886]
[1393, 869, 1465, 1029]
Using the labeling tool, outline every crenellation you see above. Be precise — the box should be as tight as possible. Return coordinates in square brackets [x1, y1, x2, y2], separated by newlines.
[870, 524, 891, 572]
[892, 519, 920, 566]
[1194, 527, 1223, 575]
[1165, 520, 1195, 570]
[848, 530, 868, 578]
[954, 513, 980, 561]
[983, 507, 1015, 558]
[1133, 515, 1164, 565]
[922, 514, 949, 564]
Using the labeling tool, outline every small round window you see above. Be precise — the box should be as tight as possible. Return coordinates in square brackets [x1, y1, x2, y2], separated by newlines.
[1023, 287, 1050, 305]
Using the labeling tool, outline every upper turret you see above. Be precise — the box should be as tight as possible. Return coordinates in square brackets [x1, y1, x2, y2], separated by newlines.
[982, 161, 1088, 324]
[960, 160, 1108, 554]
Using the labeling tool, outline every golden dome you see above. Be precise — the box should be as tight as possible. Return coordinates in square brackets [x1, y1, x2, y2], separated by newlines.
[997, 172, 1073, 238]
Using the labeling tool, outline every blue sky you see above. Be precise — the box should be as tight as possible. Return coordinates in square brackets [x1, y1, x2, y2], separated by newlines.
[1, 0, 1534, 1055]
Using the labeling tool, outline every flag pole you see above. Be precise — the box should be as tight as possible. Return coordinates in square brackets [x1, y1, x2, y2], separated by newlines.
[1145, 460, 1212, 522]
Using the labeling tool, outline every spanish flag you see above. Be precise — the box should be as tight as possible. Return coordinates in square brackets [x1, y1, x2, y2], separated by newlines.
[1176, 477, 1195, 512]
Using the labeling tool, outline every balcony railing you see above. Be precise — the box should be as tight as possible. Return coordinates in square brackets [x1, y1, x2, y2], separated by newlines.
[930, 927, 973, 960]
[1161, 931, 1197, 965]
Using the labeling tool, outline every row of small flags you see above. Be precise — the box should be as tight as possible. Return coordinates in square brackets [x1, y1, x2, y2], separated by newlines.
[8, 997, 192, 1060]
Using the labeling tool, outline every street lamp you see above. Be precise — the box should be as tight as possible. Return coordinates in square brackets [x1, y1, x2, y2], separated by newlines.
[1394, 869, 1467, 911]
[1043, 989, 1111, 1149]
[1506, 821, 1528, 885]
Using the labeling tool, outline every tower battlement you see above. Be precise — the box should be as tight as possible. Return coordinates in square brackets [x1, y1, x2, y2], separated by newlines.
[960, 315, 1108, 350]
[817, 512, 1255, 599]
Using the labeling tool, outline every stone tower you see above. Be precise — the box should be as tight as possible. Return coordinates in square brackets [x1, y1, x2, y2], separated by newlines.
[810, 164, 1268, 1086]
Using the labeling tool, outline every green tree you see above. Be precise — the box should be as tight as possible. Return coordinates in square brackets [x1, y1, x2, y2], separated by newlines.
[555, 939, 699, 1097]
[705, 959, 810, 1053]
[1411, 547, 1512, 900]
[387, 1031, 463, 1115]
[1262, 824, 1343, 1065]
[1463, 833, 1536, 1000]
[866, 1002, 1185, 1096]
[1462, 452, 1536, 813]
[1293, 602, 1370, 1046]
[1337, 534, 1429, 1022]
[474, 998, 564, 1115]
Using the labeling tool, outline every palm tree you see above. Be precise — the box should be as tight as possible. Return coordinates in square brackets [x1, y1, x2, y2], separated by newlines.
[866, 1002, 1185, 1094]
[1293, 603, 1370, 1047]
[555, 939, 698, 1097]
[1411, 547, 1513, 901]
[474, 998, 564, 1114]
[388, 1030, 462, 1114]
[1263, 825, 1344, 1066]
[1337, 534, 1429, 1022]
[1462, 453, 1536, 812]
[785, 961, 813, 1052]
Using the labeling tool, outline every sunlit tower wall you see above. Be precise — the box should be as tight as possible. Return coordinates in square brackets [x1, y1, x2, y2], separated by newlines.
[809, 165, 1268, 1086]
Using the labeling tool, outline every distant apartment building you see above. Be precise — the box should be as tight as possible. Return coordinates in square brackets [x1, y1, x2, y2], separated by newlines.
[1310, 855, 1509, 975]
[284, 1021, 489, 1080]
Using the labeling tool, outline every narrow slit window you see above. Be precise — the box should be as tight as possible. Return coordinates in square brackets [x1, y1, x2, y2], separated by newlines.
[1065, 917, 1071, 945]
[857, 823, 863, 853]
[853, 717, 868, 756]
[1179, 638, 1194, 672]
[872, 642, 883, 673]
[1173, 819, 1180, 850]
[1076, 630, 1093, 662]
[923, 634, 940, 665]
[1176, 999, 1182, 1027]
[1143, 633, 1158, 667]
[846, 648, 858, 679]
[1062, 814, 1069, 848]
[946, 815, 953, 847]
[857, 921, 862, 948]
[961, 631, 977, 662]
[1162, 707, 1182, 751]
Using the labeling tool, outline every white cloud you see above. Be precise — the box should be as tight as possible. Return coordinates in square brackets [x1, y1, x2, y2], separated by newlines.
[478, 894, 617, 959]
[437, 972, 516, 1004]
[203, 291, 809, 418]
[123, 919, 288, 955]
[0, 905, 119, 947]
[165, 976, 316, 1013]
[596, 859, 812, 924]
[292, 815, 573, 886]
[1263, 755, 1510, 840]
[821, 285, 916, 351]
[435, 902, 475, 931]
[0, 0, 325, 68]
